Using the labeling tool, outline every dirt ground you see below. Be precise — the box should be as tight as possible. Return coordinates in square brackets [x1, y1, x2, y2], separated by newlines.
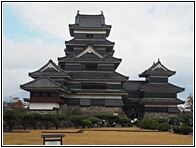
[3, 127, 193, 146]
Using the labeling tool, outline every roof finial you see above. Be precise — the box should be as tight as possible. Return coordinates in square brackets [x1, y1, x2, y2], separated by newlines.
[101, 11, 103, 15]
[158, 58, 160, 62]
[77, 10, 80, 15]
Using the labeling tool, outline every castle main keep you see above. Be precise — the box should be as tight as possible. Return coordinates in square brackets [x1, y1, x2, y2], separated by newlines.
[21, 12, 184, 119]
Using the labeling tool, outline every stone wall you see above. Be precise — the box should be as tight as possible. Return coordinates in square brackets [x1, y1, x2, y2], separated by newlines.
[144, 112, 179, 118]
[58, 104, 125, 117]
[26, 104, 125, 117]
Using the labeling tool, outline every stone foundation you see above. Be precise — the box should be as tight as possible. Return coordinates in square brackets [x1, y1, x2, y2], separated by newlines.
[58, 104, 125, 117]
[27, 110, 58, 114]
[26, 105, 125, 117]
[144, 112, 179, 118]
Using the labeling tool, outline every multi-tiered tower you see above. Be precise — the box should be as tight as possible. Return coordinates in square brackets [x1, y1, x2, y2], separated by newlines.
[21, 12, 128, 116]
[123, 59, 184, 119]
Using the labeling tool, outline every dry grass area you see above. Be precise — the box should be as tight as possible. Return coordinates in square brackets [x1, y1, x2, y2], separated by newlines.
[3, 127, 193, 146]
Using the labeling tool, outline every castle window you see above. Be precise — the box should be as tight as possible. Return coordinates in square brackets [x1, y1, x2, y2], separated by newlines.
[82, 83, 106, 89]
[85, 64, 97, 70]
[86, 34, 94, 38]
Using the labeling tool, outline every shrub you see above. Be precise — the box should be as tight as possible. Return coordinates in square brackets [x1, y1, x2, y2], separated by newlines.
[82, 119, 92, 128]
[86, 117, 101, 124]
[157, 123, 171, 131]
[3, 110, 21, 130]
[118, 117, 131, 127]
[94, 114, 106, 119]
[173, 127, 181, 133]
[155, 118, 168, 124]
[168, 116, 184, 122]
[138, 118, 158, 130]
[69, 115, 85, 128]
[181, 114, 193, 125]
[173, 126, 193, 135]
[127, 123, 133, 127]
[41, 114, 53, 129]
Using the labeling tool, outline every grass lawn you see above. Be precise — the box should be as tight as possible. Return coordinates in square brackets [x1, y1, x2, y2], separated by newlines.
[3, 127, 193, 146]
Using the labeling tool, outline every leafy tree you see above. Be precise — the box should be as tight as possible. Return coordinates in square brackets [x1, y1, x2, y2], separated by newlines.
[11, 97, 26, 112]
[3, 110, 20, 130]
[69, 115, 85, 128]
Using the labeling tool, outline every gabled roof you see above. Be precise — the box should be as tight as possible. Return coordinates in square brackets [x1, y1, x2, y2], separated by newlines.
[20, 77, 67, 91]
[29, 59, 70, 79]
[139, 82, 185, 93]
[69, 11, 111, 37]
[75, 45, 104, 59]
[139, 59, 176, 77]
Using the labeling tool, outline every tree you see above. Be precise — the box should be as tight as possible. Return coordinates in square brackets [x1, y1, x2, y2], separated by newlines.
[118, 117, 131, 127]
[81, 119, 92, 128]
[29, 113, 42, 130]
[41, 114, 53, 129]
[69, 115, 85, 128]
[3, 110, 20, 130]
[20, 113, 32, 130]
[12, 97, 25, 108]
[86, 117, 101, 125]
[50, 114, 66, 129]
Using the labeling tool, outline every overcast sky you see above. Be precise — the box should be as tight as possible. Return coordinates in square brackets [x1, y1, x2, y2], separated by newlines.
[2, 2, 194, 101]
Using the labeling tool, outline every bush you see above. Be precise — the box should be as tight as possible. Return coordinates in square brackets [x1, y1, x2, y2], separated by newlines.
[181, 114, 193, 125]
[81, 119, 92, 128]
[168, 116, 184, 122]
[127, 123, 133, 127]
[86, 117, 101, 124]
[157, 123, 171, 131]
[173, 126, 193, 135]
[118, 117, 131, 127]
[138, 118, 158, 130]
[3, 110, 21, 130]
[154, 118, 168, 124]
[173, 127, 181, 133]
[69, 115, 85, 128]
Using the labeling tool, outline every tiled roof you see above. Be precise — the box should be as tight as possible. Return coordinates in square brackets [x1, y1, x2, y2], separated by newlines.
[140, 82, 185, 93]
[65, 39, 114, 46]
[29, 59, 70, 79]
[69, 12, 111, 37]
[69, 71, 128, 81]
[58, 56, 121, 63]
[140, 97, 184, 105]
[70, 12, 111, 28]
[139, 59, 175, 77]
[20, 77, 67, 91]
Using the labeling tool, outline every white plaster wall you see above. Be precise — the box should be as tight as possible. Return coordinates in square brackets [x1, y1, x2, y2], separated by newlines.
[29, 102, 59, 110]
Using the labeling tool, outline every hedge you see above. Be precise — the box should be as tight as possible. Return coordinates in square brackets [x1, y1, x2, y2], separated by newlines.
[173, 126, 193, 135]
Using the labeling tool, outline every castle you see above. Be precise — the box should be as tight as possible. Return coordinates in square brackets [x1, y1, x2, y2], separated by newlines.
[21, 12, 184, 119]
